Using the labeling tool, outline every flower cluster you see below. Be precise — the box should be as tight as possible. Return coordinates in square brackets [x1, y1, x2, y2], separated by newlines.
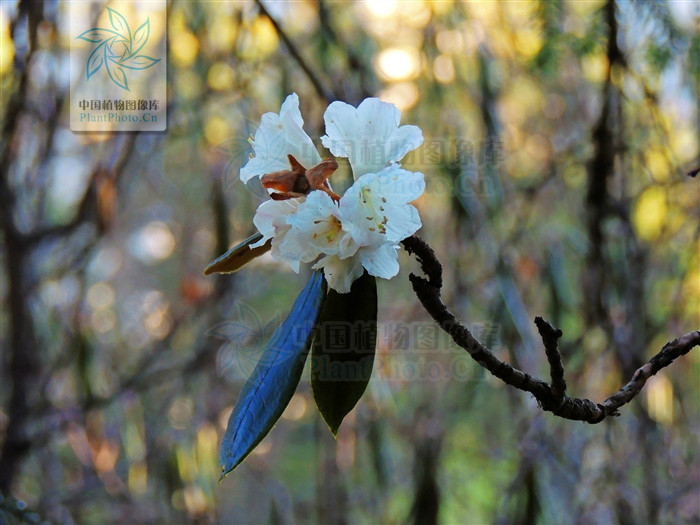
[241, 93, 425, 293]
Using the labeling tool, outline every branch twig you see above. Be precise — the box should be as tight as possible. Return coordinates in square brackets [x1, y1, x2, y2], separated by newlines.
[401, 236, 700, 424]
[253, 0, 334, 104]
[534, 317, 566, 399]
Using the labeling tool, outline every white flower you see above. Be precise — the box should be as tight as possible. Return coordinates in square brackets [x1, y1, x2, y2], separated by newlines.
[240, 93, 321, 183]
[242, 95, 426, 293]
[256, 167, 424, 293]
[278, 191, 357, 273]
[321, 98, 423, 178]
[339, 166, 424, 246]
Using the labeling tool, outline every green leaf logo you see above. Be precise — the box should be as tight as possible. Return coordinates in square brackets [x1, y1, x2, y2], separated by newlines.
[76, 7, 160, 91]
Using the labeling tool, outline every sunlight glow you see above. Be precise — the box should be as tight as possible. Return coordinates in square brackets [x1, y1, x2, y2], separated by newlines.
[375, 47, 421, 81]
[433, 54, 455, 84]
[646, 374, 674, 425]
[378, 81, 419, 111]
[634, 185, 667, 241]
[129, 221, 176, 263]
[364, 0, 399, 19]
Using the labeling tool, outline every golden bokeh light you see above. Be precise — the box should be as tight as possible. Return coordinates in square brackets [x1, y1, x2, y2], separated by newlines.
[238, 16, 279, 60]
[364, 0, 399, 19]
[0, 9, 14, 75]
[171, 30, 199, 68]
[375, 47, 422, 82]
[204, 115, 232, 146]
[436, 29, 464, 55]
[646, 373, 674, 425]
[644, 148, 670, 183]
[582, 53, 609, 83]
[206, 15, 238, 53]
[634, 185, 668, 241]
[207, 62, 236, 92]
[378, 81, 420, 111]
[433, 54, 456, 84]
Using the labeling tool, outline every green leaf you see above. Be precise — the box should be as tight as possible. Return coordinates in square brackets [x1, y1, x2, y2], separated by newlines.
[311, 272, 377, 436]
[220, 271, 326, 478]
[203, 233, 271, 275]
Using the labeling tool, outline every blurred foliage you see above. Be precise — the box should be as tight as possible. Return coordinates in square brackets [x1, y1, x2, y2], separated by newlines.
[0, 0, 698, 524]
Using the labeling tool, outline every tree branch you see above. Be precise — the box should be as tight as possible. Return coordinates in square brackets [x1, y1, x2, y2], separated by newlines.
[400, 236, 700, 424]
[253, 0, 334, 104]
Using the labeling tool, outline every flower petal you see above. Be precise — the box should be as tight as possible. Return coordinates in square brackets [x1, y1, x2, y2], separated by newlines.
[359, 244, 400, 279]
[240, 93, 321, 183]
[275, 226, 318, 273]
[314, 254, 364, 294]
[252, 198, 300, 245]
[385, 124, 423, 166]
[320, 100, 357, 159]
[321, 98, 423, 178]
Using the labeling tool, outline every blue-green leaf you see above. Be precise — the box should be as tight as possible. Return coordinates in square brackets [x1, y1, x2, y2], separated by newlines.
[220, 271, 327, 478]
[311, 272, 377, 436]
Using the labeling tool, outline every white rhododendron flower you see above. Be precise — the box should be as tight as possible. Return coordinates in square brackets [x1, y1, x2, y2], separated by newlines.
[241, 93, 425, 293]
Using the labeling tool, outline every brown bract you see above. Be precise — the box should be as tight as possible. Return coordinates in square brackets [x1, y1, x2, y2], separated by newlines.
[261, 154, 340, 201]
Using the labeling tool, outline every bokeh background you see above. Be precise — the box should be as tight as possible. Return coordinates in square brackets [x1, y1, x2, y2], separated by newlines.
[1, 0, 699, 523]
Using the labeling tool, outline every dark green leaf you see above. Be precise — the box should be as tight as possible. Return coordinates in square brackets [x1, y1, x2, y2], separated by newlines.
[203, 233, 271, 275]
[311, 272, 377, 436]
[220, 271, 326, 478]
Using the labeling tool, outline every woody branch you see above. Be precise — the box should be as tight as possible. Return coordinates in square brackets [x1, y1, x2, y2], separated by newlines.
[401, 235, 700, 424]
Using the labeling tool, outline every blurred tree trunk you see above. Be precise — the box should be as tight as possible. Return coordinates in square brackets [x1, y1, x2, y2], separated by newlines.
[0, 0, 44, 494]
